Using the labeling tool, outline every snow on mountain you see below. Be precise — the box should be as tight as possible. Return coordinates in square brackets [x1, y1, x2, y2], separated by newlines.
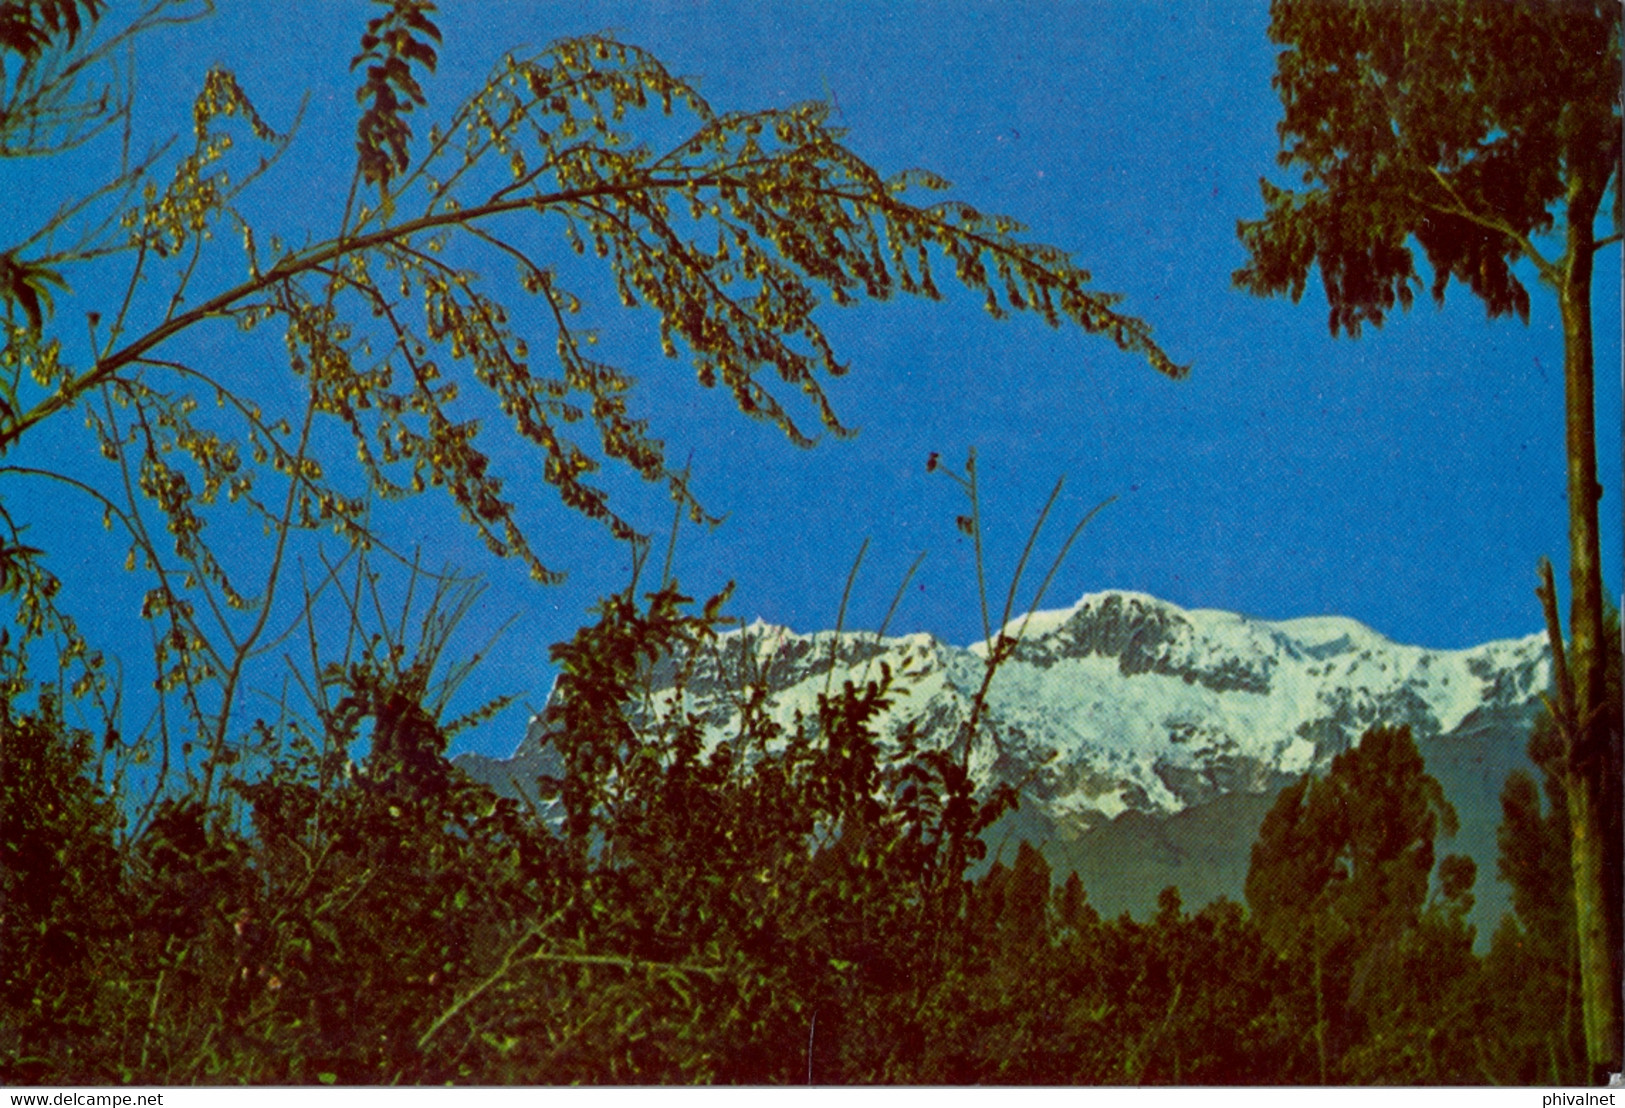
[455, 588, 1547, 942]
[578, 589, 1548, 830]
[457, 589, 1551, 938]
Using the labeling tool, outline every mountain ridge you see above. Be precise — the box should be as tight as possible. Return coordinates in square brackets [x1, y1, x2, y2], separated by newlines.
[456, 589, 1551, 941]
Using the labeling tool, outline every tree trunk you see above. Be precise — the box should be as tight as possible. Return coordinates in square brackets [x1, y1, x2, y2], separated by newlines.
[1556, 188, 1622, 1079]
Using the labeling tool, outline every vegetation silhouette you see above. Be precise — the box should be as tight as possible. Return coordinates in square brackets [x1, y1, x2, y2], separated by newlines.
[0, 0, 1608, 1086]
[1233, 2, 1622, 1073]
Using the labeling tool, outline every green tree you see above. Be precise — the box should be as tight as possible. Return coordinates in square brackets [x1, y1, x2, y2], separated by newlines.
[1483, 768, 1587, 1083]
[1480, 605, 1622, 1083]
[0, 694, 125, 1082]
[1233, 1, 1621, 1075]
[1245, 724, 1476, 1082]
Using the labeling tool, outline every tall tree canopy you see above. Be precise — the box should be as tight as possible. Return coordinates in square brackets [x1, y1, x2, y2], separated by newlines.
[1246, 725, 1477, 1083]
[0, 1, 1179, 804]
[1234, 0, 1621, 1076]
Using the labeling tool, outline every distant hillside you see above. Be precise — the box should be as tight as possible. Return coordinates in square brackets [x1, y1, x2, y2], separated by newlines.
[459, 590, 1551, 943]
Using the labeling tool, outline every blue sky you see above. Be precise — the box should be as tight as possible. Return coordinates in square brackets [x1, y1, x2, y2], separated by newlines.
[8, 2, 1619, 761]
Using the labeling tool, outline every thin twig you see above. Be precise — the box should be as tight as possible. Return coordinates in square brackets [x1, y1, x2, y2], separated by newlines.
[824, 536, 868, 698]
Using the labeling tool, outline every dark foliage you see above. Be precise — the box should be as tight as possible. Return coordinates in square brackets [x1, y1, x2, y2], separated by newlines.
[0, 0, 102, 62]
[1476, 607, 1623, 1084]
[351, 0, 440, 191]
[0, 1, 1608, 1086]
[3, 591, 1588, 1085]
[1245, 725, 1485, 1083]
[1235, 4, 1620, 1069]
[0, 693, 122, 1082]
[1234, 0, 1620, 335]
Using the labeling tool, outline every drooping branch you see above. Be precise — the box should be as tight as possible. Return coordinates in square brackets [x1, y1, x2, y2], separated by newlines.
[1418, 166, 1559, 287]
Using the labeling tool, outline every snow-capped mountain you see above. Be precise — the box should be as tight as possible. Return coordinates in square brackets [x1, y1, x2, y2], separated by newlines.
[457, 590, 1551, 937]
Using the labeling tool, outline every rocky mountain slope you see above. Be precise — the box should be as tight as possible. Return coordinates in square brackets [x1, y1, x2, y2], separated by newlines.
[458, 590, 1552, 941]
